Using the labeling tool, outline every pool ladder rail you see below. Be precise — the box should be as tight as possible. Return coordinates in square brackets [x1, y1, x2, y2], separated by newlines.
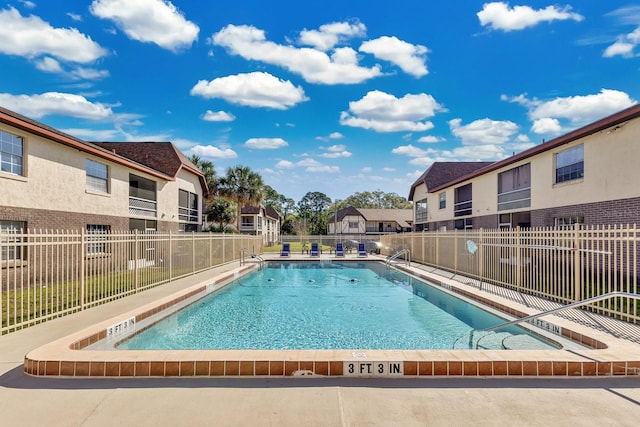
[240, 248, 264, 268]
[386, 248, 410, 268]
[452, 291, 640, 349]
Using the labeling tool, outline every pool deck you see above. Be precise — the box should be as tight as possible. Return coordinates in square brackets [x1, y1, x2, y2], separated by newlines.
[2, 254, 640, 425]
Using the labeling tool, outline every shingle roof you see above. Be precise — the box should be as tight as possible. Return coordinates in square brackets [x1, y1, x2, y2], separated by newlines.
[358, 208, 413, 228]
[93, 141, 208, 195]
[332, 207, 413, 228]
[408, 162, 492, 201]
[0, 107, 208, 195]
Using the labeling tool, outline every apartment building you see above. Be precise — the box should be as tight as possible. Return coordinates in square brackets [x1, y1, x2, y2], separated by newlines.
[239, 205, 281, 245]
[327, 206, 413, 235]
[0, 107, 208, 236]
[409, 104, 640, 230]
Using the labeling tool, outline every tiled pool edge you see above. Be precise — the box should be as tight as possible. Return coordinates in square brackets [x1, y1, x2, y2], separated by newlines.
[23, 260, 640, 378]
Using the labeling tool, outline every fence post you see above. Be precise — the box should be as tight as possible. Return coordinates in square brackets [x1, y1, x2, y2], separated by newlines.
[573, 223, 581, 302]
[435, 230, 440, 267]
[454, 229, 458, 272]
[478, 228, 484, 280]
[134, 229, 139, 293]
[80, 228, 85, 311]
[192, 232, 196, 274]
[515, 226, 522, 289]
[168, 230, 173, 281]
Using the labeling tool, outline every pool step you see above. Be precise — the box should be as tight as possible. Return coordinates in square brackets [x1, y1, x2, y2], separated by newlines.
[501, 334, 553, 350]
[475, 332, 513, 349]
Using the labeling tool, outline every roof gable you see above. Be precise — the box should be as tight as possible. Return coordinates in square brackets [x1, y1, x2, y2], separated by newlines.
[409, 162, 491, 201]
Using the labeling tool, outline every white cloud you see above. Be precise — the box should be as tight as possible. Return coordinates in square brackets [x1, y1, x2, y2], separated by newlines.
[190, 72, 308, 109]
[202, 110, 236, 122]
[211, 24, 382, 85]
[0, 7, 107, 63]
[391, 144, 430, 157]
[35, 57, 63, 73]
[340, 90, 445, 133]
[359, 36, 429, 77]
[449, 118, 519, 144]
[34, 56, 109, 81]
[417, 135, 445, 143]
[275, 160, 295, 169]
[0, 92, 113, 119]
[525, 89, 636, 126]
[67, 12, 82, 21]
[62, 127, 121, 140]
[90, 0, 199, 51]
[18, 0, 35, 9]
[299, 21, 366, 51]
[360, 167, 373, 173]
[275, 157, 339, 173]
[319, 144, 351, 158]
[477, 2, 584, 31]
[328, 132, 343, 139]
[531, 117, 561, 134]
[189, 144, 237, 159]
[245, 138, 288, 149]
[604, 27, 640, 58]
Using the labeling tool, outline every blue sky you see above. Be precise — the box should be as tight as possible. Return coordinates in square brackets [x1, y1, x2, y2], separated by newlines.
[1, 1, 639, 202]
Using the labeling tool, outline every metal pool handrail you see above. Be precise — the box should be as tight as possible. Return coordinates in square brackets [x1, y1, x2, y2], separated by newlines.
[386, 248, 410, 267]
[453, 291, 639, 349]
[484, 291, 640, 333]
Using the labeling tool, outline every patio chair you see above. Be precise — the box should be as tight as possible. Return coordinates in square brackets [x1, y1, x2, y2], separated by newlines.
[357, 242, 367, 257]
[280, 242, 291, 257]
[310, 242, 320, 257]
[335, 242, 345, 257]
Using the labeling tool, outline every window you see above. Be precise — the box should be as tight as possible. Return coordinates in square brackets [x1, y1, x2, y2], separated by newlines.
[87, 224, 110, 254]
[129, 174, 156, 201]
[86, 159, 108, 193]
[454, 184, 472, 217]
[348, 221, 359, 228]
[499, 212, 531, 228]
[1, 220, 25, 261]
[439, 192, 446, 209]
[129, 174, 157, 217]
[498, 163, 531, 211]
[178, 190, 198, 223]
[0, 130, 24, 176]
[129, 218, 157, 231]
[555, 216, 583, 228]
[415, 200, 427, 222]
[555, 145, 584, 183]
[178, 223, 198, 232]
[241, 216, 254, 227]
[454, 218, 473, 230]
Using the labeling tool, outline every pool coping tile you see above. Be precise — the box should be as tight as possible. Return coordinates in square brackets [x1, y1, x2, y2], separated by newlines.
[22, 261, 640, 379]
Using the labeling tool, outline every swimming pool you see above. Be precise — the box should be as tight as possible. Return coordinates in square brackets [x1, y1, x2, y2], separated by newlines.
[115, 261, 560, 351]
[27, 259, 640, 378]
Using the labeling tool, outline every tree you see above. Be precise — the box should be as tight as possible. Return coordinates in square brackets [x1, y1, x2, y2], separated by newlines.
[330, 190, 411, 211]
[205, 196, 235, 232]
[189, 154, 217, 195]
[298, 191, 332, 235]
[218, 165, 265, 232]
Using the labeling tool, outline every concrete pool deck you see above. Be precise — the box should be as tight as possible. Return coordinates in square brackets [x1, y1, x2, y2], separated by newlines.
[2, 255, 640, 425]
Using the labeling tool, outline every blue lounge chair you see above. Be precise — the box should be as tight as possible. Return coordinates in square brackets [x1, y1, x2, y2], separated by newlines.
[310, 242, 320, 257]
[335, 242, 345, 257]
[357, 242, 367, 257]
[280, 242, 290, 257]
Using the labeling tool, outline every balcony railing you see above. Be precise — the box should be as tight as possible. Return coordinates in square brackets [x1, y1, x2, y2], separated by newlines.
[129, 196, 157, 217]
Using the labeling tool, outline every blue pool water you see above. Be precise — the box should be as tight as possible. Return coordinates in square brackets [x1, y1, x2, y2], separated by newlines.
[116, 262, 559, 350]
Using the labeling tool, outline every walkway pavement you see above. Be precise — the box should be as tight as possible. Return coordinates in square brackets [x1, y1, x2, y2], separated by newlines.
[1, 261, 640, 426]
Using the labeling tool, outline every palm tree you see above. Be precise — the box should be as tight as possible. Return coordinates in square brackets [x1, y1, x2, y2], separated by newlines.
[189, 154, 217, 194]
[218, 165, 265, 232]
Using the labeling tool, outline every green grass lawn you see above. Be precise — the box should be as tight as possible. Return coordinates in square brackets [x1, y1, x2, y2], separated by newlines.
[263, 242, 333, 253]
